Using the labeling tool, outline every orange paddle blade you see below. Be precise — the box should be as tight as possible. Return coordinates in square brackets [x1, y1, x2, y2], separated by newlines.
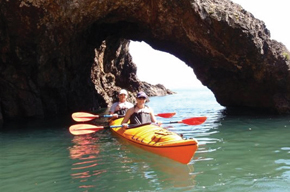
[71, 112, 99, 122]
[181, 117, 207, 125]
[69, 124, 104, 135]
[155, 112, 176, 118]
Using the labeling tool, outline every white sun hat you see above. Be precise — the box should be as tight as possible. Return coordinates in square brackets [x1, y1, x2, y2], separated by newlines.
[119, 89, 128, 95]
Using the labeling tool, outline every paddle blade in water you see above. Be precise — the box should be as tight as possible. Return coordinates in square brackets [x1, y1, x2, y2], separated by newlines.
[71, 112, 99, 122]
[155, 112, 176, 118]
[181, 117, 207, 125]
[69, 124, 104, 135]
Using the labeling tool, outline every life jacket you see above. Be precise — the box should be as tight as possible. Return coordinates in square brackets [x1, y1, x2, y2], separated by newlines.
[115, 108, 127, 116]
[129, 105, 152, 124]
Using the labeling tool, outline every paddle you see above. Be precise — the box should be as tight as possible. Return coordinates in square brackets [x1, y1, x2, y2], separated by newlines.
[69, 116, 207, 135]
[163, 116, 207, 126]
[71, 112, 122, 122]
[155, 112, 176, 118]
[71, 112, 176, 122]
[69, 124, 122, 135]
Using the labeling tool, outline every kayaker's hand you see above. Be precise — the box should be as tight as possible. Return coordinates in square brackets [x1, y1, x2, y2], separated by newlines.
[122, 123, 128, 130]
[113, 114, 118, 118]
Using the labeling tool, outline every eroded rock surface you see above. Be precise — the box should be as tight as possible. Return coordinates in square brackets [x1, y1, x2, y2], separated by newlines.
[0, 0, 290, 126]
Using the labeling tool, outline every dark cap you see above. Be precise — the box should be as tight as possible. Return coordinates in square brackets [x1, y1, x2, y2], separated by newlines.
[137, 91, 147, 98]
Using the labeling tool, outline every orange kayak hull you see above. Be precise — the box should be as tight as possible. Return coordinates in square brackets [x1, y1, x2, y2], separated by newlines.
[109, 118, 198, 164]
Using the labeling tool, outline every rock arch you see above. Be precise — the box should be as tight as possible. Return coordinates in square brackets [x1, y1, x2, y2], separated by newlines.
[1, 0, 290, 125]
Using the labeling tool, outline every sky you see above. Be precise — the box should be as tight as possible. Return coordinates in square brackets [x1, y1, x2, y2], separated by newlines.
[129, 0, 290, 89]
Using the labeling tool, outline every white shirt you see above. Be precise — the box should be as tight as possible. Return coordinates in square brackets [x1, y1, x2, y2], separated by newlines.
[109, 101, 134, 113]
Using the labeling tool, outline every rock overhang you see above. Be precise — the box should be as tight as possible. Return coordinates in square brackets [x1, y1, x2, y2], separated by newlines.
[1, 0, 290, 126]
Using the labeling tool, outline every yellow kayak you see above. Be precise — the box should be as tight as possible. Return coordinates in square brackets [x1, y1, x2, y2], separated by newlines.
[109, 117, 198, 164]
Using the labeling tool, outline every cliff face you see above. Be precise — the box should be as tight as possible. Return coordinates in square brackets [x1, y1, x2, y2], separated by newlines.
[0, 0, 290, 125]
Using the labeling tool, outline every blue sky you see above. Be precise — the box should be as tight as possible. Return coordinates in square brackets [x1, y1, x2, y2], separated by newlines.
[129, 0, 290, 89]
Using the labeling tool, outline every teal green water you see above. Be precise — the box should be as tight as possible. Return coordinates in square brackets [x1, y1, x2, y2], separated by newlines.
[1, 87, 290, 191]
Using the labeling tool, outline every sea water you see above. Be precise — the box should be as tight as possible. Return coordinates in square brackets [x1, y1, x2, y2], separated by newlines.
[1, 87, 290, 192]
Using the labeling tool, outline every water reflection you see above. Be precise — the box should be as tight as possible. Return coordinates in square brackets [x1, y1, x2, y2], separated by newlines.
[68, 132, 199, 191]
[69, 134, 105, 190]
[113, 137, 197, 189]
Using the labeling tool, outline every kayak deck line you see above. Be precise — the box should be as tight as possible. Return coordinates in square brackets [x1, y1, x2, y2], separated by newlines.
[116, 131, 198, 148]
[132, 127, 164, 143]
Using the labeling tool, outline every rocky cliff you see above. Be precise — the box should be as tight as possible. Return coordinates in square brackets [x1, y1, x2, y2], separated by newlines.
[0, 0, 290, 126]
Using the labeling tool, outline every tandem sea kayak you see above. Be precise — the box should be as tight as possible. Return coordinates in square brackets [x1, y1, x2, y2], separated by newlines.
[109, 117, 198, 164]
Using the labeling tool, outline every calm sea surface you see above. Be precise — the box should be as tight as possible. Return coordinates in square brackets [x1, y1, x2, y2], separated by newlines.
[1, 87, 290, 192]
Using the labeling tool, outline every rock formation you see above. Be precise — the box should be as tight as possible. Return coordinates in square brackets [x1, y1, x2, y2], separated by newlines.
[1, 0, 290, 126]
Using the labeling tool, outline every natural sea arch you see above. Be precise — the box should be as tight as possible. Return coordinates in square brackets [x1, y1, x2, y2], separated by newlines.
[1, 0, 290, 126]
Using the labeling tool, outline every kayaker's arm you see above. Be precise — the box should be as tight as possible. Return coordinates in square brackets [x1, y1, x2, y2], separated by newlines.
[149, 107, 157, 123]
[121, 107, 134, 129]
